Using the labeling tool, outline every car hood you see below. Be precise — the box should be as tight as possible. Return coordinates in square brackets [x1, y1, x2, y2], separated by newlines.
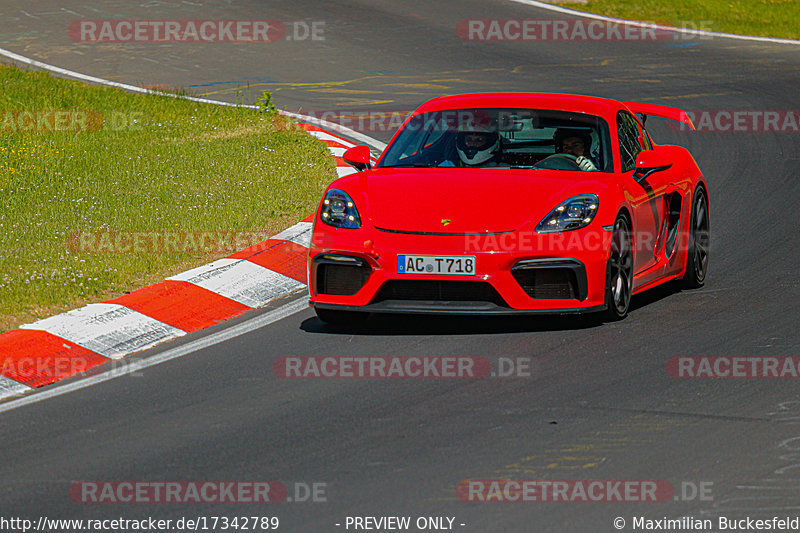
[362, 167, 590, 234]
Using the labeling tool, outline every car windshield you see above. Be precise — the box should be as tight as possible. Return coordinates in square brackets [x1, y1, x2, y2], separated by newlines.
[376, 108, 613, 172]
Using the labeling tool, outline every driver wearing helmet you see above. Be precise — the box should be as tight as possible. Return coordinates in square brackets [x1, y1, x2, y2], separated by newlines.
[440, 114, 502, 167]
[456, 128, 501, 166]
[553, 129, 599, 171]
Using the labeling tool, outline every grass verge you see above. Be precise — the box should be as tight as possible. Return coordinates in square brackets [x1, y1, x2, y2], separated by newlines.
[555, 0, 799, 40]
[0, 63, 335, 333]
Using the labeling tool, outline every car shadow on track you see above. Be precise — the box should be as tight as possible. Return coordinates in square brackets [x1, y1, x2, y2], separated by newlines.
[300, 282, 689, 336]
[629, 280, 687, 313]
[300, 311, 603, 336]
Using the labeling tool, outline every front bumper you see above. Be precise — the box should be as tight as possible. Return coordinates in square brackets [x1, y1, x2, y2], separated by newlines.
[313, 301, 606, 315]
[308, 224, 612, 314]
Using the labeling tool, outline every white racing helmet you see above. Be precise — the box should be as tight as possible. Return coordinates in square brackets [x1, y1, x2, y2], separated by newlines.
[456, 115, 499, 166]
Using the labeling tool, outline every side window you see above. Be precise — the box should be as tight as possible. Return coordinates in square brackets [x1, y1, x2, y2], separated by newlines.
[617, 111, 642, 172]
[639, 123, 653, 150]
[421, 119, 447, 149]
[617, 112, 639, 172]
[394, 115, 444, 160]
[631, 113, 653, 151]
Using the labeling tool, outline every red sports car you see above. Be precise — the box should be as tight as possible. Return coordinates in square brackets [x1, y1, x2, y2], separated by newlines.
[308, 93, 709, 324]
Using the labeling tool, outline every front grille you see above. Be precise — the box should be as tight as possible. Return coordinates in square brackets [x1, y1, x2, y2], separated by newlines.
[317, 263, 371, 295]
[373, 280, 508, 306]
[512, 268, 579, 299]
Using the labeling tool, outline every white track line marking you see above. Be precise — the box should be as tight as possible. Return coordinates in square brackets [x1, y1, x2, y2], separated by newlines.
[0, 46, 250, 106]
[0, 47, 387, 150]
[271, 221, 313, 248]
[0, 298, 309, 414]
[0, 47, 384, 400]
[168, 259, 305, 308]
[307, 130, 356, 147]
[282, 110, 387, 150]
[20, 303, 186, 359]
[336, 167, 359, 178]
[0, 376, 31, 401]
[508, 0, 800, 45]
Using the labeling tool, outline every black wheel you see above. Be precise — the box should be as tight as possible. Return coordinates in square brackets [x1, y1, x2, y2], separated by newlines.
[603, 214, 634, 321]
[681, 187, 709, 289]
[315, 307, 369, 326]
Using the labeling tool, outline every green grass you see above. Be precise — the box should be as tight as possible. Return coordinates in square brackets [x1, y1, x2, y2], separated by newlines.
[0, 64, 336, 332]
[556, 0, 799, 40]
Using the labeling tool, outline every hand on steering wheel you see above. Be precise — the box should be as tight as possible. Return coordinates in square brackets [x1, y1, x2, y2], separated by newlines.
[576, 156, 598, 171]
[533, 153, 581, 170]
[533, 153, 598, 171]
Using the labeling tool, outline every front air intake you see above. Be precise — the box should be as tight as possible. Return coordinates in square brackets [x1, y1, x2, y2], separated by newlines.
[511, 259, 588, 300]
[373, 280, 508, 306]
[314, 255, 371, 295]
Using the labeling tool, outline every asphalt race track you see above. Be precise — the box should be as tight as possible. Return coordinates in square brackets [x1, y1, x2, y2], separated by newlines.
[1, 1, 799, 531]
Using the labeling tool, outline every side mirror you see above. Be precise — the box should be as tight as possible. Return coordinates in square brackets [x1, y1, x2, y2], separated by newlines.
[343, 145, 372, 171]
[633, 149, 672, 182]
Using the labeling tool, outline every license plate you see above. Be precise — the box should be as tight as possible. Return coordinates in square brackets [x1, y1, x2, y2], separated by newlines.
[397, 255, 476, 275]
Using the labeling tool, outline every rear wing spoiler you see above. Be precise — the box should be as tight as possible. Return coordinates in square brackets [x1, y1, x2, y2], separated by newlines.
[624, 102, 695, 131]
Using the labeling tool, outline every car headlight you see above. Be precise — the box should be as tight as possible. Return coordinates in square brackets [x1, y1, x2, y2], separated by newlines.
[320, 189, 361, 229]
[535, 194, 599, 233]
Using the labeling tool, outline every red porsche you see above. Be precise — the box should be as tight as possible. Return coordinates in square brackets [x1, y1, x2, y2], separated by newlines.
[308, 93, 709, 324]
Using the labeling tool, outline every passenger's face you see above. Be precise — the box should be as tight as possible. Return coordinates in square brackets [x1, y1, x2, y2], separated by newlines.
[562, 136, 586, 157]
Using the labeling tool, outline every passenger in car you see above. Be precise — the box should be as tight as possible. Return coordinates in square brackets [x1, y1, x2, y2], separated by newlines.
[554, 129, 600, 171]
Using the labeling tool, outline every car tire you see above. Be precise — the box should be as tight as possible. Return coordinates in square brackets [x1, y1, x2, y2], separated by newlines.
[602, 214, 634, 321]
[315, 307, 369, 327]
[680, 187, 709, 289]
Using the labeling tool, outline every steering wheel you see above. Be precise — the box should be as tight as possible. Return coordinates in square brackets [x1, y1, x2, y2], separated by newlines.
[532, 153, 581, 171]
